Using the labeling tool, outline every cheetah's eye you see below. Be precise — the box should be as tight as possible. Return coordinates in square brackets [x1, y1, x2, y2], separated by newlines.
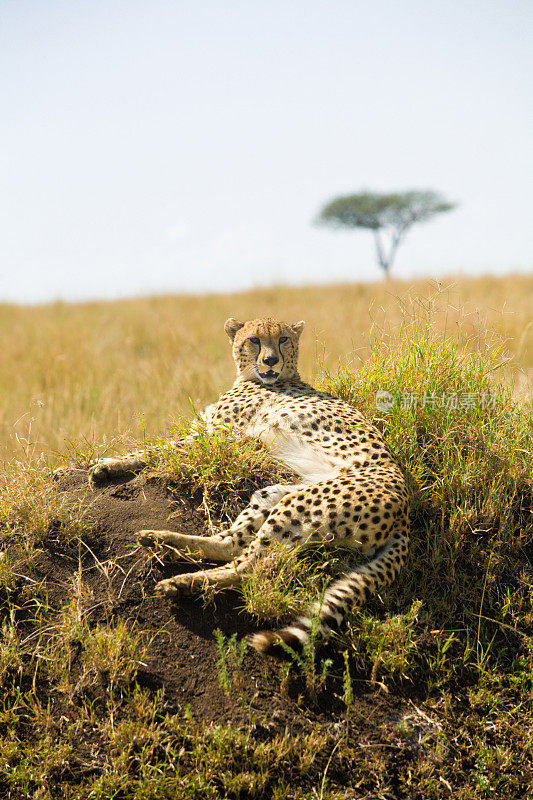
[249, 337, 260, 345]
[279, 336, 288, 343]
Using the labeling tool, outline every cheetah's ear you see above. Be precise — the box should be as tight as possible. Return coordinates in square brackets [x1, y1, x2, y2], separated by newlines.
[224, 318, 245, 342]
[290, 320, 305, 338]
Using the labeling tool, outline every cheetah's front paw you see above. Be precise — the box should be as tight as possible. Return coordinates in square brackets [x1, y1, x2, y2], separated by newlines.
[89, 458, 121, 484]
[89, 455, 145, 485]
[52, 465, 87, 482]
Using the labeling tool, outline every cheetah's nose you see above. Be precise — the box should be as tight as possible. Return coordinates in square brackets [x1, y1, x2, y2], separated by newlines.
[263, 355, 279, 366]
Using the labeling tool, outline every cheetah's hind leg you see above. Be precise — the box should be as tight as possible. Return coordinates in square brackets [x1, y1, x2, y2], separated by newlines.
[138, 482, 308, 564]
[137, 530, 235, 563]
[152, 541, 258, 597]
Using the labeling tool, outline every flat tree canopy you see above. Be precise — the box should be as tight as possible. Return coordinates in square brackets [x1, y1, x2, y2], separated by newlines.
[316, 190, 456, 277]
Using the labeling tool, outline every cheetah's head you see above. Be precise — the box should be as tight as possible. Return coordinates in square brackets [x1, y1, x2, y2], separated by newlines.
[224, 317, 305, 385]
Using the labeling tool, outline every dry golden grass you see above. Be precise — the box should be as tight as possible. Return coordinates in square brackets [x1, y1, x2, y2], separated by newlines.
[1, 274, 533, 799]
[1, 274, 532, 463]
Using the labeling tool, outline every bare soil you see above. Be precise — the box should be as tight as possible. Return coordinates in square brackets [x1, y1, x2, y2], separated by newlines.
[17, 471, 401, 727]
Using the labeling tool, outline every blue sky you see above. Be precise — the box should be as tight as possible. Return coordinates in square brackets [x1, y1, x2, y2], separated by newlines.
[1, 0, 532, 303]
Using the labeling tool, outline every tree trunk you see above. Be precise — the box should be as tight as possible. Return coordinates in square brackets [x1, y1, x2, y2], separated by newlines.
[372, 226, 408, 279]
[373, 230, 390, 278]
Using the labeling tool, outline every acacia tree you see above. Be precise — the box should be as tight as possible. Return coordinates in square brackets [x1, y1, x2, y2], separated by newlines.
[316, 190, 456, 278]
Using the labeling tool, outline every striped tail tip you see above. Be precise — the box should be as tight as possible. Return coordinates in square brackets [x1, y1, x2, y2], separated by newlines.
[250, 623, 310, 658]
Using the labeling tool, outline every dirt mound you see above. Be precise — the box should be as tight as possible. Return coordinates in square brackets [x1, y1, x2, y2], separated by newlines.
[30, 471, 272, 727]
[18, 470, 393, 731]
[1, 470, 428, 798]
[5, 470, 531, 797]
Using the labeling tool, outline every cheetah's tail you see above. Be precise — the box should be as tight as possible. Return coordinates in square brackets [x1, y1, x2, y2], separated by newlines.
[250, 529, 408, 657]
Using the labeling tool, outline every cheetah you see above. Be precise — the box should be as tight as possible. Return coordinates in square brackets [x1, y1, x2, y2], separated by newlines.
[91, 317, 410, 656]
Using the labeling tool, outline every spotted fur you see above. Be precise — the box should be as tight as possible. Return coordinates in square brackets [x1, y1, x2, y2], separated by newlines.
[91, 317, 410, 656]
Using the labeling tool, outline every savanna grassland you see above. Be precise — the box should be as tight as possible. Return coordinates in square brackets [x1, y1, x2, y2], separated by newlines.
[1, 274, 532, 463]
[0, 274, 532, 799]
